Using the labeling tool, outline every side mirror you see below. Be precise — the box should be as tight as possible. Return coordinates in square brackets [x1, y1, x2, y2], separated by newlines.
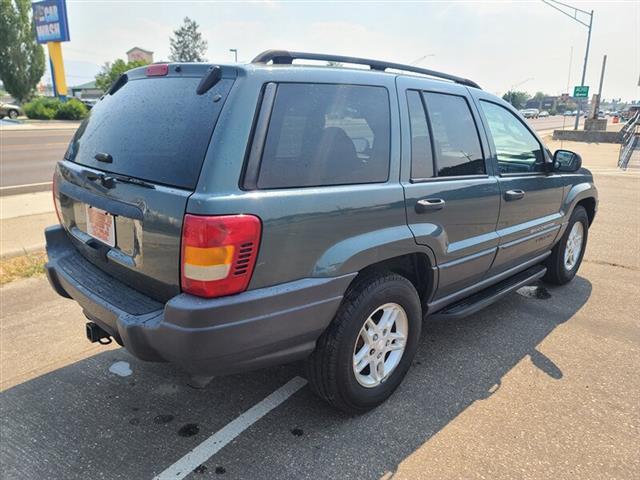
[553, 149, 582, 172]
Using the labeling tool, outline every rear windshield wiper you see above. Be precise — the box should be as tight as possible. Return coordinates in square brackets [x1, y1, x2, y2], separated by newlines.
[113, 175, 156, 189]
[108, 74, 128, 96]
[196, 66, 222, 95]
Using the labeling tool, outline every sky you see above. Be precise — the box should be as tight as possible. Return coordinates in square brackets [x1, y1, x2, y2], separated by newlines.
[49, 0, 639, 101]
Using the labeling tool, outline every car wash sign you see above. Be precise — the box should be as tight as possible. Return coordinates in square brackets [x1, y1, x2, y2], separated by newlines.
[32, 0, 70, 44]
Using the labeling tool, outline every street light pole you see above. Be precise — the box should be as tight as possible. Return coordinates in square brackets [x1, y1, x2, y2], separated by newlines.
[229, 48, 238, 63]
[541, 0, 594, 130]
[410, 54, 436, 65]
[575, 10, 593, 129]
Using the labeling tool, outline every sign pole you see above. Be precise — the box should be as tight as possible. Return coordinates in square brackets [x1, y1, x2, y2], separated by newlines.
[47, 42, 67, 99]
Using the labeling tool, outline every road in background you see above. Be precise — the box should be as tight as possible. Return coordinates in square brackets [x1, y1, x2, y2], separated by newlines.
[527, 114, 585, 133]
[0, 128, 74, 196]
[0, 116, 586, 196]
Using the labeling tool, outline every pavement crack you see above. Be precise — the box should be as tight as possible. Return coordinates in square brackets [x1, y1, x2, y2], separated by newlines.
[584, 259, 639, 271]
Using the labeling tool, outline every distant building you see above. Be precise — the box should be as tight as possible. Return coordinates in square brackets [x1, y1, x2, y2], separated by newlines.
[70, 81, 102, 99]
[36, 82, 54, 97]
[525, 96, 558, 111]
[127, 47, 154, 63]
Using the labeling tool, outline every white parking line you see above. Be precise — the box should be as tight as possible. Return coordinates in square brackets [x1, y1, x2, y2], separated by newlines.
[153, 376, 308, 480]
[0, 181, 52, 191]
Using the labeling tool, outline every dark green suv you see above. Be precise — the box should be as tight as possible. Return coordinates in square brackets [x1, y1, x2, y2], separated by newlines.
[45, 51, 597, 413]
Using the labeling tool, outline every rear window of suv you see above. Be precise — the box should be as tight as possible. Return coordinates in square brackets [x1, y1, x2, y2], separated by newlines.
[256, 83, 390, 189]
[65, 76, 234, 190]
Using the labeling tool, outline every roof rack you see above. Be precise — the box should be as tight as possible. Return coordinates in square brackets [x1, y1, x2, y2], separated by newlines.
[251, 50, 481, 90]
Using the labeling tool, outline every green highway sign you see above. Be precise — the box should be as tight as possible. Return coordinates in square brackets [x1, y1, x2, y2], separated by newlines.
[573, 86, 590, 98]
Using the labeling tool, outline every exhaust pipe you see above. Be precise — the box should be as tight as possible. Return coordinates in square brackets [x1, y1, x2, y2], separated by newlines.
[86, 322, 112, 344]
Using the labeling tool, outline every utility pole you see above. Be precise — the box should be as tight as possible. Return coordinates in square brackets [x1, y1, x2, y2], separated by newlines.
[597, 54, 607, 97]
[541, 0, 594, 130]
[591, 54, 607, 119]
[229, 48, 238, 63]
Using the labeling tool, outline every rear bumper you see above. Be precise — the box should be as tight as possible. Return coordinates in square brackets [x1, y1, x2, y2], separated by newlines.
[45, 225, 354, 375]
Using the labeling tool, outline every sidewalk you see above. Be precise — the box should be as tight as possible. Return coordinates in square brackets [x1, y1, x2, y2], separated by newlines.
[0, 119, 81, 131]
[0, 192, 56, 258]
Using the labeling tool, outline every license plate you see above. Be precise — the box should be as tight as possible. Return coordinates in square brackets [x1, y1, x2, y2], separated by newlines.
[85, 205, 116, 247]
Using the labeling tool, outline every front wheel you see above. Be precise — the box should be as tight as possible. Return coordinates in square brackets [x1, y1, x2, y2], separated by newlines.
[306, 272, 422, 413]
[8, 109, 18, 119]
[544, 206, 589, 285]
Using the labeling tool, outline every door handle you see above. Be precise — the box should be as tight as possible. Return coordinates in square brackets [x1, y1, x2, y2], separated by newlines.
[504, 189, 525, 201]
[415, 198, 446, 213]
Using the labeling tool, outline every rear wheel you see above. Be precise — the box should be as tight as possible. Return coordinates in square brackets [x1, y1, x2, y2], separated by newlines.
[543, 206, 589, 285]
[306, 272, 421, 413]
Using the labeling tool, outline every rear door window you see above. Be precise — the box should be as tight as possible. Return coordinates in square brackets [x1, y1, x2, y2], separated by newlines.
[66, 76, 234, 190]
[256, 83, 390, 189]
[422, 92, 485, 177]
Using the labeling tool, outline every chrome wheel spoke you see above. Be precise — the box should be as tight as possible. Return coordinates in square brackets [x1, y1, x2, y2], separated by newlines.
[377, 306, 398, 334]
[353, 345, 369, 373]
[386, 332, 406, 351]
[370, 358, 384, 383]
[362, 318, 378, 343]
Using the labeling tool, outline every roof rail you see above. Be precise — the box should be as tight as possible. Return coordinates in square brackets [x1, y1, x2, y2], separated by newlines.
[251, 50, 481, 89]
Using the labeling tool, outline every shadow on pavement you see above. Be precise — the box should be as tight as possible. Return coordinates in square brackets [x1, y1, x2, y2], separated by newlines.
[0, 277, 591, 480]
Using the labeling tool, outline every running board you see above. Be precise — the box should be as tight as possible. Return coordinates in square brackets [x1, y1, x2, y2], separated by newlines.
[428, 264, 547, 321]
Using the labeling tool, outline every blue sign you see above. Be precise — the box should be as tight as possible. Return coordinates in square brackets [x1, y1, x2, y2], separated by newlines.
[32, 0, 70, 44]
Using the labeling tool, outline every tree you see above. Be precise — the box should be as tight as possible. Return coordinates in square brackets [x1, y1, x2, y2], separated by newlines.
[533, 91, 546, 102]
[94, 58, 148, 92]
[502, 90, 531, 110]
[169, 17, 207, 62]
[0, 0, 45, 102]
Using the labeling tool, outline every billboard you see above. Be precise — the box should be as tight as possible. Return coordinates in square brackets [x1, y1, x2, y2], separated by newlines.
[32, 0, 70, 44]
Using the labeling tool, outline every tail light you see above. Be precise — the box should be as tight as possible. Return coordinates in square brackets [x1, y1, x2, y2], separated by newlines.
[181, 214, 261, 298]
[52, 171, 62, 224]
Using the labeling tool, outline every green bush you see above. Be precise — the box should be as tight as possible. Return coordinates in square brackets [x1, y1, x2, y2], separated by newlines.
[55, 98, 88, 120]
[23, 97, 88, 120]
[23, 97, 59, 119]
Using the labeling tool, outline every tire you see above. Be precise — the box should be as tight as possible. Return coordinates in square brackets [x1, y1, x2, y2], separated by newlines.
[306, 271, 422, 413]
[543, 206, 589, 285]
[8, 109, 18, 119]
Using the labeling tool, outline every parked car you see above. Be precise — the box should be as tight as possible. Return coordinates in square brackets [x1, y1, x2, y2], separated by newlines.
[0, 102, 22, 119]
[538, 110, 550, 118]
[520, 108, 539, 119]
[80, 98, 98, 109]
[45, 51, 598, 413]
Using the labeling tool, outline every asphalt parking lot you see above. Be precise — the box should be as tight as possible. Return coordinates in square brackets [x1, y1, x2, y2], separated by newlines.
[1, 140, 638, 479]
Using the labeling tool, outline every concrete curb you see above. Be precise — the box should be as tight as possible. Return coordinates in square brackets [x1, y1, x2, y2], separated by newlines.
[1, 244, 45, 260]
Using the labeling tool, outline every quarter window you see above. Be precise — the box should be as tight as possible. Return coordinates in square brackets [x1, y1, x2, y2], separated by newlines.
[407, 90, 434, 179]
[257, 83, 390, 189]
[480, 100, 545, 174]
[423, 92, 485, 177]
